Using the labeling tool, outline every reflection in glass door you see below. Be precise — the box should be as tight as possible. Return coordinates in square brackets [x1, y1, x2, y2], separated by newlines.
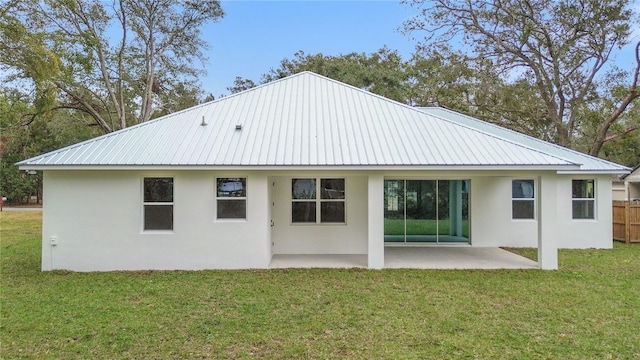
[406, 180, 437, 242]
[383, 180, 405, 242]
[384, 179, 470, 244]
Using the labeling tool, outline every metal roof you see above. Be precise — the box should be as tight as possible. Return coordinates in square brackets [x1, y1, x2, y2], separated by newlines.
[17, 71, 625, 172]
[621, 163, 640, 180]
[417, 107, 629, 173]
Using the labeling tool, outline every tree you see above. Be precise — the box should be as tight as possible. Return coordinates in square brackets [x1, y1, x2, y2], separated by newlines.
[227, 77, 257, 94]
[590, 41, 640, 156]
[0, 1, 62, 121]
[1, 0, 224, 133]
[0, 88, 102, 203]
[230, 48, 411, 103]
[403, 0, 639, 155]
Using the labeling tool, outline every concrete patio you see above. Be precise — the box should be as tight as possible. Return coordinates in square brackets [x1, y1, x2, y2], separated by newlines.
[269, 247, 538, 269]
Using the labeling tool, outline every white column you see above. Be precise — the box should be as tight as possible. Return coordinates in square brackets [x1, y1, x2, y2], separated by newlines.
[368, 174, 385, 269]
[537, 173, 558, 270]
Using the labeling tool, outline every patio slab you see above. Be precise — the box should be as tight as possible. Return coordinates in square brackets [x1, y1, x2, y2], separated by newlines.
[269, 247, 538, 269]
[384, 247, 538, 269]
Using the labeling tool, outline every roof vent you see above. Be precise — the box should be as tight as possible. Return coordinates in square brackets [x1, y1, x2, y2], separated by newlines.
[235, 124, 242, 130]
[201, 116, 207, 126]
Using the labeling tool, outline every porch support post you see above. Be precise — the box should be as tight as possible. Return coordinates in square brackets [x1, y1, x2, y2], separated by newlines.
[368, 174, 384, 269]
[537, 173, 558, 270]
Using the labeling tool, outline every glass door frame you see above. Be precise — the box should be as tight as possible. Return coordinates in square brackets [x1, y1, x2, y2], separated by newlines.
[384, 179, 470, 244]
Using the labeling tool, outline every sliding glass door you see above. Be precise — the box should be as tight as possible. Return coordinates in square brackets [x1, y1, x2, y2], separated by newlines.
[384, 179, 469, 244]
[405, 180, 437, 242]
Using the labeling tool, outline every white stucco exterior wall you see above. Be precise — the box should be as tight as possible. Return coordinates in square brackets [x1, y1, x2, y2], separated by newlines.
[367, 174, 385, 269]
[470, 175, 538, 247]
[555, 174, 612, 249]
[42, 170, 271, 271]
[40, 169, 614, 271]
[469, 172, 612, 249]
[538, 173, 558, 269]
[270, 175, 368, 255]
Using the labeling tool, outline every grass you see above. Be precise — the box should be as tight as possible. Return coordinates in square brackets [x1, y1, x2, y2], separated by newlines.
[385, 218, 469, 237]
[2, 212, 639, 359]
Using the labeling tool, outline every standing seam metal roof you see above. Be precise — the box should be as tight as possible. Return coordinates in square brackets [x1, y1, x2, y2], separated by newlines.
[16, 71, 626, 172]
[417, 107, 629, 172]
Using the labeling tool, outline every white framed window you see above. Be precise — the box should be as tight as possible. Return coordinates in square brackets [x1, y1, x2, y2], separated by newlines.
[291, 178, 345, 224]
[216, 178, 246, 219]
[512, 179, 535, 219]
[143, 177, 173, 230]
[572, 179, 595, 219]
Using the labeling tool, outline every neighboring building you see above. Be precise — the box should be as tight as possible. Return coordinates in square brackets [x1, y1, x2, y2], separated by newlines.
[18, 72, 629, 271]
[616, 164, 640, 201]
[612, 175, 626, 201]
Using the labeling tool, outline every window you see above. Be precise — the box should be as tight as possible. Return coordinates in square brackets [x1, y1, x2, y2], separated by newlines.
[216, 178, 246, 219]
[512, 179, 535, 219]
[292, 178, 345, 223]
[572, 179, 595, 219]
[143, 177, 173, 230]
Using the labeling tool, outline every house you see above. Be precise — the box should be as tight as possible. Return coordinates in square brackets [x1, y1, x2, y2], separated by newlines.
[613, 164, 640, 202]
[18, 72, 629, 271]
[612, 176, 626, 201]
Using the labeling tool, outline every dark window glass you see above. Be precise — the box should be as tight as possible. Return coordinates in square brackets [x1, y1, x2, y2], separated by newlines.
[572, 180, 595, 198]
[217, 200, 246, 219]
[292, 179, 316, 199]
[217, 178, 246, 197]
[144, 205, 173, 230]
[573, 200, 595, 219]
[321, 202, 345, 222]
[512, 200, 535, 219]
[321, 179, 345, 199]
[512, 180, 534, 198]
[512, 180, 534, 219]
[572, 180, 595, 219]
[292, 202, 316, 223]
[144, 178, 173, 202]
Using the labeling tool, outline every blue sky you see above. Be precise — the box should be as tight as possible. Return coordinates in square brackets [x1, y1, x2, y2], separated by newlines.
[202, 1, 420, 97]
[199, 0, 639, 98]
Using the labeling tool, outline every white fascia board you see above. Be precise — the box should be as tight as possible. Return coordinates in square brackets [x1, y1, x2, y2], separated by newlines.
[557, 169, 631, 175]
[20, 164, 582, 172]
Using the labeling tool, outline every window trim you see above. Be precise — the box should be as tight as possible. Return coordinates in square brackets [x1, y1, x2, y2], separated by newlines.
[215, 177, 248, 221]
[291, 177, 346, 225]
[142, 177, 174, 233]
[572, 179, 596, 220]
[511, 179, 535, 220]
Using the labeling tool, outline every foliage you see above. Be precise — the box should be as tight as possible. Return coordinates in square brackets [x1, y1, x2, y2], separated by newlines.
[587, 100, 640, 167]
[408, 46, 555, 141]
[0, 0, 224, 133]
[0, 89, 100, 203]
[231, 47, 411, 103]
[1, 212, 639, 358]
[402, 0, 640, 155]
[229, 43, 639, 166]
[1, 0, 221, 199]
[226, 76, 257, 94]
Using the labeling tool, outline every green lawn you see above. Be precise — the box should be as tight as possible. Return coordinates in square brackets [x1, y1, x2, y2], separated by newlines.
[1, 212, 639, 359]
[385, 218, 469, 237]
